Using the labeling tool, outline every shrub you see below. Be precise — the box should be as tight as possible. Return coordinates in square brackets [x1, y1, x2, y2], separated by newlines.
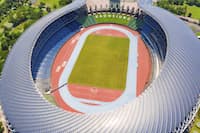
[188, 12, 192, 17]
[0, 122, 4, 133]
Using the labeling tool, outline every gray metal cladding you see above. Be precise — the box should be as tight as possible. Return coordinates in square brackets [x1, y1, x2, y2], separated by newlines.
[0, 0, 200, 132]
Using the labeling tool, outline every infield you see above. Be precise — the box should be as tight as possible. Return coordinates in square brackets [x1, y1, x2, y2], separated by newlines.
[68, 34, 129, 90]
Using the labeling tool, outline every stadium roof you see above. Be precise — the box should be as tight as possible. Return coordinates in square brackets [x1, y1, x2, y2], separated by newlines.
[0, 0, 200, 132]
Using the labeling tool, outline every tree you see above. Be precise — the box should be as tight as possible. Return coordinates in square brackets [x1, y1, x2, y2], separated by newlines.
[46, 6, 51, 13]
[176, 6, 186, 15]
[0, 122, 4, 133]
[28, 1, 32, 6]
[23, 21, 33, 29]
[39, 2, 45, 9]
[1, 42, 9, 51]
[59, 0, 72, 7]
[186, 0, 200, 6]
[173, 0, 184, 5]
[188, 12, 192, 17]
[53, 4, 57, 9]
[157, 0, 188, 16]
[198, 19, 200, 25]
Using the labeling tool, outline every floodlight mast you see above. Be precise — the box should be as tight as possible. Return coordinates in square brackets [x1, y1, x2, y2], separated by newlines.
[49, 83, 68, 94]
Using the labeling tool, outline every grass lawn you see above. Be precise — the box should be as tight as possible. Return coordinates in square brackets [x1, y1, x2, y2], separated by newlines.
[186, 4, 200, 19]
[34, 0, 60, 8]
[196, 32, 200, 36]
[0, 28, 3, 34]
[0, 50, 8, 72]
[0, 0, 5, 5]
[68, 34, 129, 90]
[94, 13, 132, 25]
[44, 94, 57, 105]
[190, 110, 200, 133]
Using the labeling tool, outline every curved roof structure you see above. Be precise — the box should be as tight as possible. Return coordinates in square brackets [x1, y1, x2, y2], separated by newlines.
[0, 0, 200, 132]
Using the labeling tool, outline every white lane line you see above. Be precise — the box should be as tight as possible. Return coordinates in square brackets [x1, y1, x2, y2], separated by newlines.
[77, 98, 110, 106]
[56, 66, 61, 73]
[59, 25, 138, 113]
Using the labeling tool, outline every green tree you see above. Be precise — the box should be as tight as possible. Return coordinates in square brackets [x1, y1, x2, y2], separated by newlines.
[46, 6, 51, 13]
[173, 0, 184, 5]
[176, 6, 186, 15]
[53, 4, 57, 9]
[59, 0, 72, 7]
[186, 0, 200, 6]
[188, 12, 192, 17]
[0, 122, 4, 133]
[39, 2, 46, 9]
[157, 0, 187, 15]
[1, 42, 9, 51]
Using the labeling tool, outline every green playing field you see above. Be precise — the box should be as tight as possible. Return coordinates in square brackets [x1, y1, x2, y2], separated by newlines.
[68, 34, 129, 90]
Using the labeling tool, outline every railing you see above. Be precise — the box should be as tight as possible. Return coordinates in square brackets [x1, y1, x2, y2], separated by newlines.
[174, 94, 200, 132]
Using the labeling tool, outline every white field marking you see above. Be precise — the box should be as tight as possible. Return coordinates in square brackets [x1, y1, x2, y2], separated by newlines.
[62, 61, 67, 67]
[59, 25, 138, 114]
[56, 66, 61, 73]
[90, 88, 98, 94]
[75, 35, 80, 40]
[78, 98, 110, 106]
[71, 39, 75, 44]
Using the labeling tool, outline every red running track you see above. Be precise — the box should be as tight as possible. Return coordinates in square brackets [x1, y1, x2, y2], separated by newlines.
[50, 24, 152, 113]
[68, 84, 123, 102]
[92, 29, 127, 38]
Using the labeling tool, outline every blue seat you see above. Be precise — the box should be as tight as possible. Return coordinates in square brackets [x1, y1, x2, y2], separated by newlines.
[32, 22, 81, 80]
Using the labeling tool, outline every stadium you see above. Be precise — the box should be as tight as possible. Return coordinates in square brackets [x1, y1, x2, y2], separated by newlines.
[0, 0, 200, 132]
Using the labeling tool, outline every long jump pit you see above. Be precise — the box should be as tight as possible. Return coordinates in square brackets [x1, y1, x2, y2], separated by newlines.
[50, 24, 152, 114]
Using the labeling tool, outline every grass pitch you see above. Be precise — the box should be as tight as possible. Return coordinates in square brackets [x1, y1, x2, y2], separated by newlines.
[68, 34, 129, 90]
